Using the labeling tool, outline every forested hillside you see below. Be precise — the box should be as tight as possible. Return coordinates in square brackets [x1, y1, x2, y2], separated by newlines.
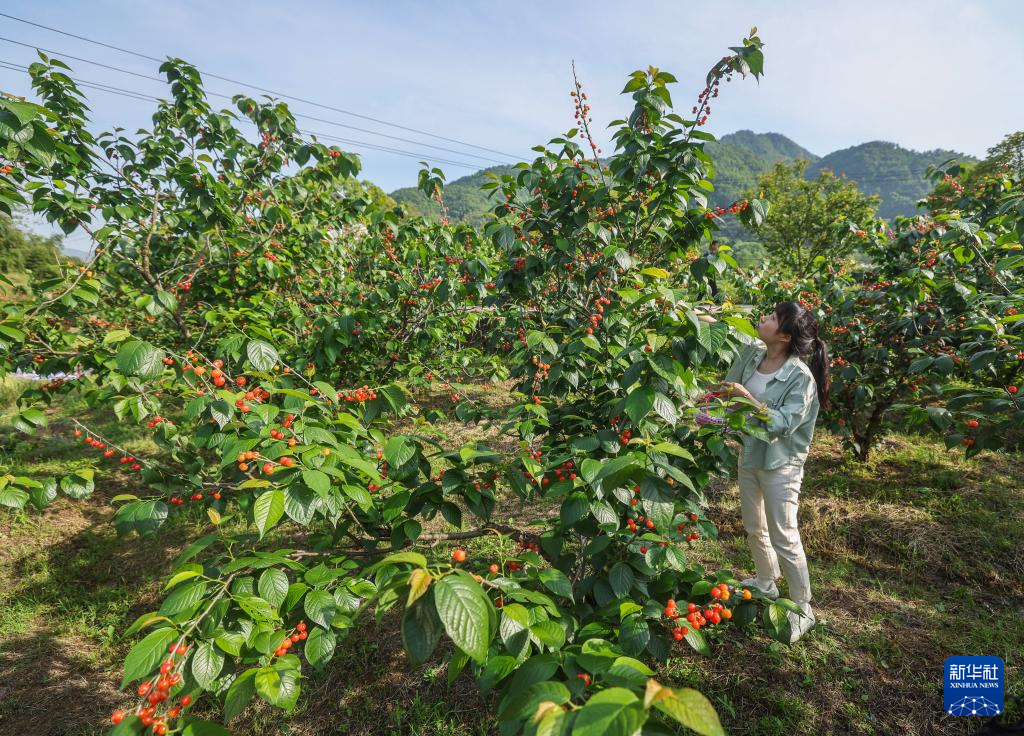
[391, 132, 976, 228]
[806, 141, 975, 218]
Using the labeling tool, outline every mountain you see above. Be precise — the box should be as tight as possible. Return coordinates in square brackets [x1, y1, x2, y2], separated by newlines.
[704, 130, 819, 214]
[388, 132, 976, 227]
[806, 141, 975, 219]
[390, 166, 516, 227]
[714, 130, 818, 164]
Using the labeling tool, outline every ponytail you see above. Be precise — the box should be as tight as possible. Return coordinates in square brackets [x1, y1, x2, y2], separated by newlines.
[809, 337, 830, 409]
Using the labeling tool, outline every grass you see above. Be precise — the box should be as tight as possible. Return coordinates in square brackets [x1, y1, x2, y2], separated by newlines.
[1, 385, 1022, 735]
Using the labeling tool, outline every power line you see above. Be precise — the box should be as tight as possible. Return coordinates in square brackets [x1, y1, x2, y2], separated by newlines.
[0, 11, 522, 160]
[0, 35, 513, 166]
[0, 59, 484, 170]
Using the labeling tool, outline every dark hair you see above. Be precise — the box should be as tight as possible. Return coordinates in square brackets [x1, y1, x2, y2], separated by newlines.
[774, 301, 830, 408]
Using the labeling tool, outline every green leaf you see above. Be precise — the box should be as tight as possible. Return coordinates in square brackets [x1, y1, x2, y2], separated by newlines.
[252, 490, 285, 538]
[685, 627, 710, 656]
[499, 680, 571, 722]
[214, 632, 246, 656]
[255, 667, 284, 705]
[164, 568, 202, 591]
[28, 479, 58, 510]
[365, 551, 428, 573]
[159, 581, 207, 617]
[114, 500, 168, 536]
[179, 718, 233, 736]
[192, 641, 225, 689]
[60, 468, 95, 499]
[234, 594, 279, 623]
[303, 626, 337, 670]
[652, 392, 677, 425]
[538, 568, 573, 600]
[618, 613, 650, 656]
[571, 687, 644, 736]
[402, 588, 444, 665]
[561, 492, 590, 527]
[384, 436, 416, 468]
[624, 386, 655, 425]
[0, 486, 29, 509]
[258, 568, 289, 609]
[107, 715, 145, 735]
[246, 339, 279, 371]
[223, 668, 257, 722]
[763, 602, 792, 642]
[301, 469, 330, 496]
[121, 628, 179, 686]
[531, 619, 566, 649]
[116, 340, 165, 380]
[304, 589, 338, 628]
[654, 687, 725, 736]
[433, 573, 491, 663]
[608, 562, 634, 598]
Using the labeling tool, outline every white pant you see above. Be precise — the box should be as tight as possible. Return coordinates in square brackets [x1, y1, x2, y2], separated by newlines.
[738, 459, 812, 605]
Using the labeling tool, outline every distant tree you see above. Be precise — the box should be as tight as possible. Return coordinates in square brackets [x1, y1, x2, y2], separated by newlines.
[742, 160, 880, 277]
[968, 131, 1024, 183]
[0, 214, 67, 279]
[358, 179, 398, 211]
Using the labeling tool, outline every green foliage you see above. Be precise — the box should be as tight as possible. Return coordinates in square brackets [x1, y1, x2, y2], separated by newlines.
[0, 37, 791, 736]
[742, 159, 880, 277]
[0, 215, 73, 283]
[968, 130, 1024, 185]
[734, 161, 1024, 460]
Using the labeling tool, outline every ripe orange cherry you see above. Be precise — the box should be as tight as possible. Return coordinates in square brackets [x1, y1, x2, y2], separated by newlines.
[111, 710, 125, 724]
[489, 563, 499, 574]
[452, 549, 467, 563]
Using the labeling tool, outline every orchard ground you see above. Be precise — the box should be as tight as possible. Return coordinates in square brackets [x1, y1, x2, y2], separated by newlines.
[0, 378, 1020, 736]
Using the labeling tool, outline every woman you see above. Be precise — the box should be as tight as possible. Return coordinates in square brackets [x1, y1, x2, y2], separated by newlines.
[702, 301, 830, 642]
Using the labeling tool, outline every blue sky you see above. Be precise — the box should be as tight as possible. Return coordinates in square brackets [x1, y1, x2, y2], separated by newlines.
[1, 1, 1021, 252]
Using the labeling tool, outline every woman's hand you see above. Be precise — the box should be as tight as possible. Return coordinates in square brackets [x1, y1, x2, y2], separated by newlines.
[716, 382, 767, 411]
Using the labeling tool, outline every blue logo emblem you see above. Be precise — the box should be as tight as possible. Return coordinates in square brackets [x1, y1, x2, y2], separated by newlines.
[944, 656, 1004, 716]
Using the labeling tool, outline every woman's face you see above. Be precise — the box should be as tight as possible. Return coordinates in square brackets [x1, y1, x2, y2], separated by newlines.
[757, 310, 785, 343]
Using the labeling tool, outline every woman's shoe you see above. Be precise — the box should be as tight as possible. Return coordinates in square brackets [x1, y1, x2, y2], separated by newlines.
[739, 577, 779, 599]
[787, 603, 816, 642]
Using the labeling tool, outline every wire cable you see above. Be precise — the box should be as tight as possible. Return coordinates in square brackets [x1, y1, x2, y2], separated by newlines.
[0, 59, 484, 170]
[0, 11, 522, 160]
[0, 35, 513, 166]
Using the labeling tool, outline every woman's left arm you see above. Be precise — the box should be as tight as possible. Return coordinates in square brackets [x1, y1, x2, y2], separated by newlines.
[762, 374, 818, 440]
